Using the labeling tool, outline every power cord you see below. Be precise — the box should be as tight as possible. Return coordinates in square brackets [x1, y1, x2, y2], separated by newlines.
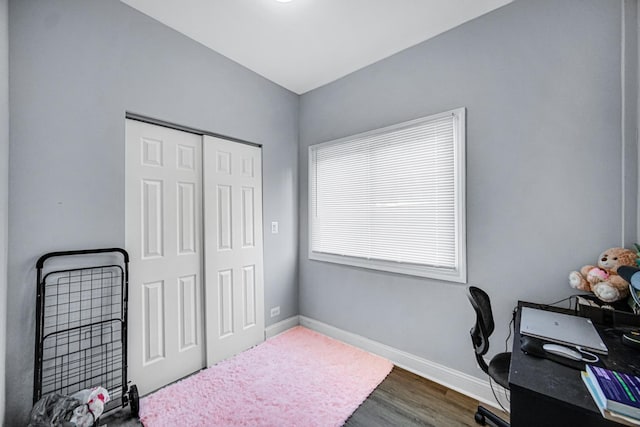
[489, 377, 510, 414]
[538, 294, 583, 312]
[505, 308, 516, 353]
[575, 346, 600, 363]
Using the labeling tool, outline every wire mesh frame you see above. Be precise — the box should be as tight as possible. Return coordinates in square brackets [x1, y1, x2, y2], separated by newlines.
[40, 320, 124, 400]
[34, 249, 130, 408]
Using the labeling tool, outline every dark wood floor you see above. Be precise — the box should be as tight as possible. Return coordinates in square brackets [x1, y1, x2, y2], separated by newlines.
[100, 366, 508, 426]
[345, 367, 507, 427]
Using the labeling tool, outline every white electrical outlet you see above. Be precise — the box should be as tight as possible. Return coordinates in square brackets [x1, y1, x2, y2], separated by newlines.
[271, 221, 279, 234]
[270, 306, 280, 317]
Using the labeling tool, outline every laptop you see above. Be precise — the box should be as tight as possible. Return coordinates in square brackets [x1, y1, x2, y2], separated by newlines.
[519, 307, 608, 355]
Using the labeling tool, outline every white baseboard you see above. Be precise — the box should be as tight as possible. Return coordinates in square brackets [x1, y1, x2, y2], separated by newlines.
[265, 315, 300, 339]
[298, 315, 508, 412]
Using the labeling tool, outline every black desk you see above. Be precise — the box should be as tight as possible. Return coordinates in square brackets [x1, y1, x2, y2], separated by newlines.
[510, 301, 640, 426]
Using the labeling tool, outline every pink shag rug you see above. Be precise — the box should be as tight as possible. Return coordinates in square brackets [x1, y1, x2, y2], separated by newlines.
[139, 326, 393, 427]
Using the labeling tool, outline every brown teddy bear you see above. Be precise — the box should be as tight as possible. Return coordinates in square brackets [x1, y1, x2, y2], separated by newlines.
[569, 247, 637, 302]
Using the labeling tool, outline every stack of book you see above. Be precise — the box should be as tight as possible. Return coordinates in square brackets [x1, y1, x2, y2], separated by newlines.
[582, 365, 640, 426]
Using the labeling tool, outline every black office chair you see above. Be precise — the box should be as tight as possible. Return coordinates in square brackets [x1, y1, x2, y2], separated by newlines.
[467, 286, 511, 427]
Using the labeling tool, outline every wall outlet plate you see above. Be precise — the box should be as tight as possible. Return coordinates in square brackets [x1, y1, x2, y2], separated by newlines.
[271, 221, 279, 234]
[270, 306, 280, 317]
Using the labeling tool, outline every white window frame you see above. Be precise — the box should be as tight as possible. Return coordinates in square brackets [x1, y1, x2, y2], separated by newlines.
[308, 108, 466, 283]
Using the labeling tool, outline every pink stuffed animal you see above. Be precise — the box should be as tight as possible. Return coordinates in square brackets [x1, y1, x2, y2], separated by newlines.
[569, 247, 637, 302]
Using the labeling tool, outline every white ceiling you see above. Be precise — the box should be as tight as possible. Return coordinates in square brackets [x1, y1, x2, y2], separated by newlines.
[121, 0, 512, 94]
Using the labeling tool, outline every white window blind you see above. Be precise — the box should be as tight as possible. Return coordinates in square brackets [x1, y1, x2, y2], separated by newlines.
[309, 108, 466, 282]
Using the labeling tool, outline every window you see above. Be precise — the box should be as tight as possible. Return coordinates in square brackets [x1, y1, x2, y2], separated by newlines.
[308, 108, 466, 282]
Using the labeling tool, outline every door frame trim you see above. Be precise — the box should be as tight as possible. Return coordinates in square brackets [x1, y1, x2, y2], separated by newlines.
[126, 112, 262, 148]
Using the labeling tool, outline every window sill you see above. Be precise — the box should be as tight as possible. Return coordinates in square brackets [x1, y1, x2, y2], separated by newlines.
[308, 251, 467, 283]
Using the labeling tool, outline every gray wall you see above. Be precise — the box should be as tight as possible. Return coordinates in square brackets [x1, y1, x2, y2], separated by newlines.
[623, 0, 638, 247]
[0, 0, 7, 424]
[299, 0, 635, 381]
[637, 1, 640, 243]
[7, 0, 298, 423]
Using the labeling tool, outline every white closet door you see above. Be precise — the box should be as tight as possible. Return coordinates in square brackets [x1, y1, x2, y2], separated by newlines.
[203, 135, 264, 366]
[125, 119, 204, 395]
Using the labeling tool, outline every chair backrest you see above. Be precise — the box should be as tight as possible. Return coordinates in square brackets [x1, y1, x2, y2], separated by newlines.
[467, 286, 495, 375]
